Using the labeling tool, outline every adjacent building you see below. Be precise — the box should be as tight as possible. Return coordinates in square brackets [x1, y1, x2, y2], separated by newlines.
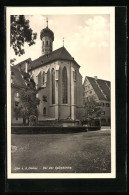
[83, 76, 111, 126]
[11, 66, 31, 124]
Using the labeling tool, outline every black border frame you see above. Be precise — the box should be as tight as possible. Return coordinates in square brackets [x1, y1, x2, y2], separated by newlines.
[0, 0, 127, 193]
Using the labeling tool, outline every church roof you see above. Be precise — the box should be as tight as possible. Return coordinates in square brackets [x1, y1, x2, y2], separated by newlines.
[29, 47, 80, 71]
[14, 58, 32, 69]
[86, 76, 111, 101]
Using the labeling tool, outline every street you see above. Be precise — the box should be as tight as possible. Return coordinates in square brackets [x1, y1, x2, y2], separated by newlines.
[11, 128, 111, 173]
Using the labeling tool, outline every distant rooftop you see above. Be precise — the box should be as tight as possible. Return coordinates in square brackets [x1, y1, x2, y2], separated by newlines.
[14, 58, 32, 68]
[11, 66, 30, 88]
[86, 76, 110, 101]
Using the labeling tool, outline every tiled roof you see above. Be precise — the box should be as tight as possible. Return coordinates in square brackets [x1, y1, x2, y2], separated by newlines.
[97, 79, 110, 100]
[14, 58, 32, 68]
[29, 47, 80, 71]
[87, 76, 110, 101]
[11, 66, 30, 88]
[20, 71, 30, 78]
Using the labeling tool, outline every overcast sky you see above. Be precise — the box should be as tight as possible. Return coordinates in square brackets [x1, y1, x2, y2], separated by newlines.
[11, 14, 111, 81]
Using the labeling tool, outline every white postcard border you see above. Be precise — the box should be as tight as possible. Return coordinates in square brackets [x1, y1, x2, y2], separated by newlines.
[7, 6, 115, 179]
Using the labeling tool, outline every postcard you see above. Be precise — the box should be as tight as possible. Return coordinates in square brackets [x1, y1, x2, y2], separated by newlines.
[7, 6, 115, 179]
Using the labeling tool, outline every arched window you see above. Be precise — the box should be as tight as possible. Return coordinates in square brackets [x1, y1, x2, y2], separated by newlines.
[73, 70, 77, 81]
[43, 107, 46, 115]
[62, 67, 68, 104]
[51, 68, 55, 104]
[75, 70, 76, 81]
[41, 71, 45, 86]
[38, 72, 41, 88]
[43, 71, 45, 85]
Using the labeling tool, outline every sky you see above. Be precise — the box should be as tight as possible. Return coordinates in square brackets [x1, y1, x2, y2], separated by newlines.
[10, 14, 111, 81]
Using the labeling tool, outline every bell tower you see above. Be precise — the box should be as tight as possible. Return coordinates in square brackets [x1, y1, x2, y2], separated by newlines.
[40, 18, 54, 55]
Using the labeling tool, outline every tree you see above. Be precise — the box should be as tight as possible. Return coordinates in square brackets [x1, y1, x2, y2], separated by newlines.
[14, 78, 40, 125]
[84, 96, 102, 121]
[10, 58, 16, 66]
[11, 15, 37, 56]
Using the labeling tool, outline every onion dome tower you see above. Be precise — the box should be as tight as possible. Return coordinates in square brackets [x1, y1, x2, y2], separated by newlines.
[40, 18, 54, 55]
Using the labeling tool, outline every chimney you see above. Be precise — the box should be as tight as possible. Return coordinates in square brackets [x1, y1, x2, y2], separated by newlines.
[94, 76, 98, 80]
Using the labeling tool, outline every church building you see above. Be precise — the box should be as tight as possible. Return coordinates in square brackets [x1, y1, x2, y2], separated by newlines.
[13, 20, 84, 123]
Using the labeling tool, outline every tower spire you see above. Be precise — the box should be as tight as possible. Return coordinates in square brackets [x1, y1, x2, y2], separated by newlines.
[63, 37, 64, 47]
[46, 17, 48, 28]
[40, 17, 54, 55]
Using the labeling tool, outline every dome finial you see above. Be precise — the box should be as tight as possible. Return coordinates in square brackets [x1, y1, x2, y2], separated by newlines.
[46, 17, 48, 28]
[63, 37, 64, 47]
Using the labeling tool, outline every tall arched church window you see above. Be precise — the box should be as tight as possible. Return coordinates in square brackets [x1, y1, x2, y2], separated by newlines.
[62, 67, 68, 104]
[42, 71, 45, 85]
[52, 68, 55, 104]
[43, 107, 46, 115]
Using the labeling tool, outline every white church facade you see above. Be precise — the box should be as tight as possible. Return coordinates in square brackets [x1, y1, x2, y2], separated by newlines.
[12, 21, 84, 123]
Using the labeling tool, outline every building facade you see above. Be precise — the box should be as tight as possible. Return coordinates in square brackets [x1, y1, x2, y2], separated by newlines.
[83, 76, 111, 126]
[11, 66, 31, 124]
[12, 23, 84, 123]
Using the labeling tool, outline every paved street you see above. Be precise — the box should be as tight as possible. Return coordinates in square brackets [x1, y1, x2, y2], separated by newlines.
[11, 128, 111, 173]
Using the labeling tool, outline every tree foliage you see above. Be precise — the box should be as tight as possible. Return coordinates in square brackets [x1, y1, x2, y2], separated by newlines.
[10, 58, 16, 66]
[84, 96, 102, 120]
[14, 78, 40, 122]
[10, 15, 37, 56]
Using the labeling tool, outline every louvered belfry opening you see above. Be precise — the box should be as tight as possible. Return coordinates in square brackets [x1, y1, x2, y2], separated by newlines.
[62, 67, 68, 104]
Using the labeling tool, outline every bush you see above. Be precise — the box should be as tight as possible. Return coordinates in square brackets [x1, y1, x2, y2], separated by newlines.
[29, 115, 37, 126]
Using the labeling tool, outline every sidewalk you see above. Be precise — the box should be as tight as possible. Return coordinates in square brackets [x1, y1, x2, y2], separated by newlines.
[101, 126, 111, 130]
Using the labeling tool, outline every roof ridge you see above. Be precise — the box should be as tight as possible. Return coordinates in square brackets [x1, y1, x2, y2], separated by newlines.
[87, 76, 108, 101]
[14, 58, 32, 67]
[29, 46, 80, 71]
[86, 76, 110, 83]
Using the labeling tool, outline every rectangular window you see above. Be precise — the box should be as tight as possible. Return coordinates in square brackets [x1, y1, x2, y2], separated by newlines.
[101, 111, 105, 115]
[101, 102, 104, 107]
[11, 71, 14, 75]
[106, 103, 110, 107]
[108, 118, 110, 123]
[15, 102, 19, 107]
[101, 118, 106, 123]
[42, 95, 47, 102]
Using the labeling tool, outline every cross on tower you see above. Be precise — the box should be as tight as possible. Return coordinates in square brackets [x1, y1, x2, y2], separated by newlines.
[46, 17, 48, 27]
